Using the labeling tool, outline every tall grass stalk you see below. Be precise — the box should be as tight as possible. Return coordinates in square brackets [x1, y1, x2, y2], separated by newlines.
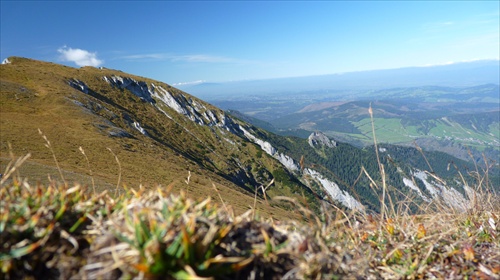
[38, 129, 66, 185]
[106, 147, 122, 196]
[0, 149, 31, 186]
[212, 182, 232, 218]
[368, 104, 395, 225]
[79, 146, 96, 195]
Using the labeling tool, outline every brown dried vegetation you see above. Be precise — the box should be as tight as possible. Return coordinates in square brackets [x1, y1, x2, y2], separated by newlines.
[1, 154, 498, 279]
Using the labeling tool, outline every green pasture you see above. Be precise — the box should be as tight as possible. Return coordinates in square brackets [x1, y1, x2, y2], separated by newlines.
[349, 117, 499, 150]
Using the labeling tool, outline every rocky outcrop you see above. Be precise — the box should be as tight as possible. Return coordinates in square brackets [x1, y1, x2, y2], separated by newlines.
[104, 76, 154, 103]
[411, 170, 470, 211]
[401, 177, 431, 202]
[101, 76, 243, 135]
[308, 131, 337, 149]
[238, 125, 366, 209]
[400, 166, 474, 211]
[304, 169, 363, 210]
[68, 79, 89, 94]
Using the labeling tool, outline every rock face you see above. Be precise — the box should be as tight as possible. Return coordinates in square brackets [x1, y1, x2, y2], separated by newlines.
[101, 75, 242, 133]
[308, 131, 337, 149]
[68, 79, 89, 94]
[104, 76, 154, 103]
[304, 168, 363, 210]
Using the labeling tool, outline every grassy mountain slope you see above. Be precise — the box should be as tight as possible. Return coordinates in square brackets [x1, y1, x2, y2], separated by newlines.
[0, 57, 313, 220]
[2, 57, 497, 217]
[2, 58, 499, 279]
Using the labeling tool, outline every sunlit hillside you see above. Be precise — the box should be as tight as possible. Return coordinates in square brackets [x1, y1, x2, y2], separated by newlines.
[1, 57, 499, 279]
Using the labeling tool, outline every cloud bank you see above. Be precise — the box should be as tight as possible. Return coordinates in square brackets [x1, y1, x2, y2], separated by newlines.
[58, 46, 103, 67]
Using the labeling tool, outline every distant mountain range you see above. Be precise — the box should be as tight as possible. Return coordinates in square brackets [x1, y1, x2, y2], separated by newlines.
[181, 60, 499, 165]
[1, 57, 496, 216]
[179, 59, 500, 99]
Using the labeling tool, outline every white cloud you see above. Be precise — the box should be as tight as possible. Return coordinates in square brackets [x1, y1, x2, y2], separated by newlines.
[172, 54, 234, 63]
[121, 53, 166, 60]
[120, 52, 257, 64]
[58, 46, 103, 67]
[172, 80, 205, 86]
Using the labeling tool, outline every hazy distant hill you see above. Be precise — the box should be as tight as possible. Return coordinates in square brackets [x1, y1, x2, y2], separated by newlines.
[185, 61, 499, 164]
[180, 60, 500, 98]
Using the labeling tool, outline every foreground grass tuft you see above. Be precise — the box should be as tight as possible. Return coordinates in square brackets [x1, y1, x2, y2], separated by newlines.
[1, 174, 499, 279]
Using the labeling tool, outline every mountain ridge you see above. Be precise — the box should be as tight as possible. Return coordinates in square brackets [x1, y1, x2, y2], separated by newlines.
[1, 56, 314, 219]
[1, 56, 493, 216]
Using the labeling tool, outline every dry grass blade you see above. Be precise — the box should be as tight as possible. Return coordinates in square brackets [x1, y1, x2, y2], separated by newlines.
[413, 141, 434, 173]
[38, 129, 66, 185]
[212, 182, 231, 218]
[79, 146, 96, 195]
[0, 153, 31, 186]
[368, 104, 391, 225]
[106, 147, 122, 196]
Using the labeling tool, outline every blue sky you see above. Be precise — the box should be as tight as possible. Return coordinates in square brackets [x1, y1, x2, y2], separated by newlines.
[1, 1, 498, 85]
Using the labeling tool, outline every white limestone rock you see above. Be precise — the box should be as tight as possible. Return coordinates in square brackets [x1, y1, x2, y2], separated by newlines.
[308, 131, 337, 149]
